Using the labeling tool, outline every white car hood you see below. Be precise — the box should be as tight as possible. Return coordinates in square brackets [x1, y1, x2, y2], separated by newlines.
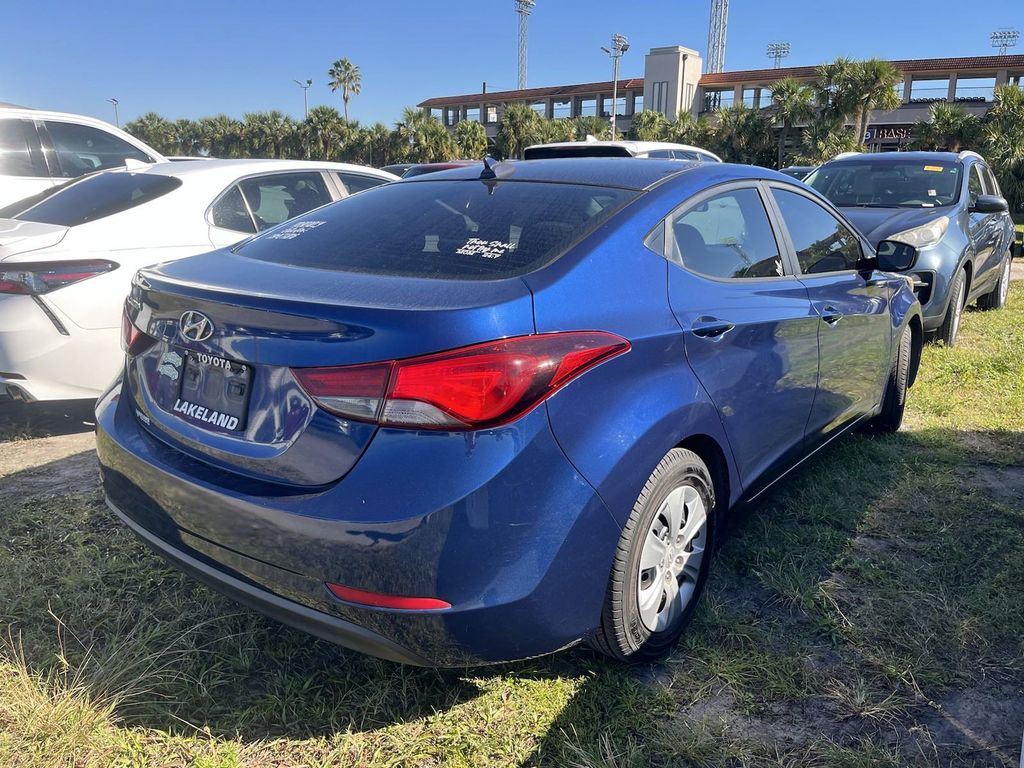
[0, 219, 70, 261]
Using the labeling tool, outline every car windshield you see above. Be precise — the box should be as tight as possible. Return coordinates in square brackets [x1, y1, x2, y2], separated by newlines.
[805, 159, 962, 208]
[238, 179, 639, 280]
[8, 171, 182, 226]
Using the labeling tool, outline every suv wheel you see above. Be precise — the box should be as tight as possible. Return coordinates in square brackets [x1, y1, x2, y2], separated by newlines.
[978, 251, 1011, 311]
[937, 268, 967, 346]
[591, 448, 715, 662]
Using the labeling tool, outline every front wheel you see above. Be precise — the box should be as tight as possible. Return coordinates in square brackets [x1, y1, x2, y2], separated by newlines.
[978, 252, 1011, 311]
[936, 268, 967, 346]
[591, 448, 715, 663]
[866, 324, 912, 434]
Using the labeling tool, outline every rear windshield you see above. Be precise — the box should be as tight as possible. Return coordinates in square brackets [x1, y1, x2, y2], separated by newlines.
[524, 146, 632, 160]
[9, 172, 182, 227]
[237, 179, 639, 280]
[805, 160, 962, 208]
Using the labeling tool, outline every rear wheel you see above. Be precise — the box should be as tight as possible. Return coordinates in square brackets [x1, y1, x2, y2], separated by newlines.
[936, 268, 967, 346]
[866, 325, 912, 434]
[592, 448, 715, 663]
[978, 251, 1011, 311]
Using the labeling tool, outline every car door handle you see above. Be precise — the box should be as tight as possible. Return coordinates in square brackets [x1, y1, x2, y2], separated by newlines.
[691, 317, 736, 339]
[821, 305, 843, 326]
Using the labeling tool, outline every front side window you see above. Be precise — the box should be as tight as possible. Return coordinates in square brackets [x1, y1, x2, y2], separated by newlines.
[210, 185, 256, 233]
[669, 187, 784, 279]
[237, 179, 638, 280]
[805, 159, 962, 208]
[337, 172, 387, 195]
[981, 165, 1001, 197]
[239, 172, 332, 231]
[0, 119, 43, 177]
[44, 120, 153, 177]
[12, 172, 181, 227]
[773, 188, 862, 274]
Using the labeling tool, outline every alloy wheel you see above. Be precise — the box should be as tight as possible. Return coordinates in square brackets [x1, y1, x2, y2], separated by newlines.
[636, 485, 708, 633]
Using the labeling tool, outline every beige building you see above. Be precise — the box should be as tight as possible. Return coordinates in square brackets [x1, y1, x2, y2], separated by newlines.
[418, 47, 1024, 150]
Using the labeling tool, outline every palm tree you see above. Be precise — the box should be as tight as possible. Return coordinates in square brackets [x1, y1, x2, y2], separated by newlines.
[849, 59, 902, 145]
[668, 112, 715, 148]
[914, 102, 982, 152]
[242, 111, 294, 158]
[770, 78, 815, 168]
[303, 105, 346, 160]
[543, 118, 577, 143]
[328, 58, 362, 121]
[813, 57, 859, 124]
[454, 120, 488, 159]
[983, 83, 1024, 214]
[123, 112, 176, 155]
[570, 115, 609, 141]
[198, 115, 242, 158]
[496, 104, 546, 159]
[173, 119, 203, 156]
[796, 117, 860, 165]
[628, 110, 669, 141]
[711, 105, 774, 165]
[363, 122, 404, 166]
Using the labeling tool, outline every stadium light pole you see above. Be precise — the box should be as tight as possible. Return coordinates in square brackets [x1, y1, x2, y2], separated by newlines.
[766, 41, 791, 69]
[107, 98, 119, 127]
[601, 34, 629, 140]
[990, 28, 1020, 55]
[294, 79, 313, 119]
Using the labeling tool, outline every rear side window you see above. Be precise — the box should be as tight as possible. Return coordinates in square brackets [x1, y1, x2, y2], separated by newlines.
[238, 179, 638, 280]
[0, 119, 44, 177]
[210, 185, 256, 233]
[239, 172, 332, 230]
[13, 172, 181, 227]
[669, 187, 784, 279]
[337, 172, 388, 195]
[44, 120, 153, 177]
[773, 188, 862, 274]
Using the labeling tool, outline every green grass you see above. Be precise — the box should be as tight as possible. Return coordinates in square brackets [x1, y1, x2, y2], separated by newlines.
[2, 286, 1023, 767]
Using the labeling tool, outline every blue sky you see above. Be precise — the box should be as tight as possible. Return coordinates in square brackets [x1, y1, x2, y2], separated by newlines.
[2, 0, 1019, 127]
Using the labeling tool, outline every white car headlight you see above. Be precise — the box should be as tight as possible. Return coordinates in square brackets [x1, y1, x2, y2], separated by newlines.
[888, 216, 949, 249]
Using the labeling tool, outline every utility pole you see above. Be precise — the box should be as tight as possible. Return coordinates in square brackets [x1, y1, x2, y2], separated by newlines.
[601, 34, 629, 140]
[706, 0, 729, 74]
[294, 79, 312, 119]
[107, 98, 119, 127]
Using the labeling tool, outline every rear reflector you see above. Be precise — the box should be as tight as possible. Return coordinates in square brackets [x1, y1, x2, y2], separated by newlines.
[0, 260, 117, 295]
[325, 582, 451, 610]
[291, 331, 630, 430]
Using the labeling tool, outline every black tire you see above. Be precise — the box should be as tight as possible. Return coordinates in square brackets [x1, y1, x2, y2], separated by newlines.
[977, 251, 1011, 311]
[936, 268, 967, 346]
[866, 325, 912, 434]
[591, 448, 716, 663]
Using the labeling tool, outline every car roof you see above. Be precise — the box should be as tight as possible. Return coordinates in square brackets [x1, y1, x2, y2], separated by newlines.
[399, 157, 777, 191]
[121, 158, 398, 182]
[525, 139, 721, 160]
[824, 151, 965, 166]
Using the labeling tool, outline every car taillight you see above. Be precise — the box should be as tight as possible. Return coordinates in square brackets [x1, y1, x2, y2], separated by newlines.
[291, 331, 630, 430]
[0, 260, 117, 295]
[121, 305, 155, 355]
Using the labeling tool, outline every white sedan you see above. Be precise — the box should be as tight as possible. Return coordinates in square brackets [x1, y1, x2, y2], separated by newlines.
[0, 159, 398, 402]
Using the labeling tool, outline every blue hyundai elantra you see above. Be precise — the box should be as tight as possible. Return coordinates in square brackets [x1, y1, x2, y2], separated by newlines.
[97, 158, 922, 666]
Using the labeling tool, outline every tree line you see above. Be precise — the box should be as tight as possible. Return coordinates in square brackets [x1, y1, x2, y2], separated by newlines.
[125, 56, 1024, 213]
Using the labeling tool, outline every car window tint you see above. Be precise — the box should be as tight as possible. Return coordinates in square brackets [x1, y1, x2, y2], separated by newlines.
[646, 150, 674, 159]
[44, 120, 152, 177]
[980, 165, 1000, 196]
[968, 165, 984, 203]
[774, 188, 862, 274]
[669, 187, 784, 279]
[239, 172, 331, 231]
[337, 172, 388, 195]
[12, 172, 181, 227]
[0, 119, 42, 177]
[210, 184, 256, 233]
[805, 160, 961, 208]
[237, 180, 638, 280]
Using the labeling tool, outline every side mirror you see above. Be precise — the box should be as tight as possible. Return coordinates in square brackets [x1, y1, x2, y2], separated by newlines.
[970, 194, 1009, 214]
[876, 240, 918, 272]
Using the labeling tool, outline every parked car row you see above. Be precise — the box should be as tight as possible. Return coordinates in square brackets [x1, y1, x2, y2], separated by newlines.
[1, 116, 1016, 668]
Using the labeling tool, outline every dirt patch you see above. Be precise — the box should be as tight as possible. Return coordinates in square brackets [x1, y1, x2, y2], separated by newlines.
[0, 432, 98, 503]
[915, 683, 1024, 768]
[970, 464, 1024, 506]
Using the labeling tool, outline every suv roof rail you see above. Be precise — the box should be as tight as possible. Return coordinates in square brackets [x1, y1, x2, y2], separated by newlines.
[958, 150, 984, 162]
[832, 151, 861, 160]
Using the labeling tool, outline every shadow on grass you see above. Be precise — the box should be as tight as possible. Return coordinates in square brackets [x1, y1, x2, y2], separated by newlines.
[0, 398, 97, 439]
[0, 426, 1021, 764]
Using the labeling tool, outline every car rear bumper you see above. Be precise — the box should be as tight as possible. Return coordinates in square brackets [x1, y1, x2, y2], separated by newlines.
[106, 496, 433, 666]
[96, 381, 622, 666]
[0, 294, 119, 401]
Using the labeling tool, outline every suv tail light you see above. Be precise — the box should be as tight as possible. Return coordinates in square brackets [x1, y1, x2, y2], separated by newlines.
[292, 332, 630, 430]
[0, 260, 117, 295]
